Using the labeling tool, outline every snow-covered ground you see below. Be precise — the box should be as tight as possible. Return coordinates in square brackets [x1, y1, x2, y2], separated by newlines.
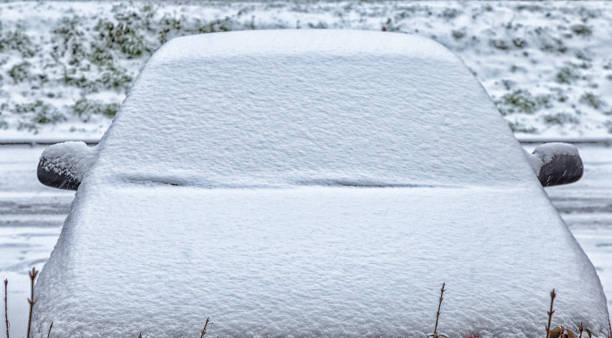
[1, 144, 612, 336]
[0, 146, 73, 338]
[1, 1, 612, 139]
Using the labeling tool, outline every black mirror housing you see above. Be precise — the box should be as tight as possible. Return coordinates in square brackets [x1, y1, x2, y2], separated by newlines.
[528, 143, 583, 187]
[37, 141, 97, 190]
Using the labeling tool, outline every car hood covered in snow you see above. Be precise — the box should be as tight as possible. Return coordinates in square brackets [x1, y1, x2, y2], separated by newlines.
[33, 30, 609, 336]
[34, 185, 609, 337]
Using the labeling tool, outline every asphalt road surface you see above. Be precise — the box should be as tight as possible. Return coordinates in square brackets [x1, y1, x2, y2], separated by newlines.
[0, 144, 611, 337]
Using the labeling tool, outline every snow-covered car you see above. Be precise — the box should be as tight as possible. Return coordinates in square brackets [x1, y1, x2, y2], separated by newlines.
[33, 30, 608, 337]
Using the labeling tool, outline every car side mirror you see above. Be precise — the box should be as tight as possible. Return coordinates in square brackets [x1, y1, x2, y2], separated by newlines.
[526, 142, 583, 187]
[37, 141, 97, 190]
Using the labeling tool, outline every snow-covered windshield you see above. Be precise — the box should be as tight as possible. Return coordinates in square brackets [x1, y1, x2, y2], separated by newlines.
[93, 30, 533, 188]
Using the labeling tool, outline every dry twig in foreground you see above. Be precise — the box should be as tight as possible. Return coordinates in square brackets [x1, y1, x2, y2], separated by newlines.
[47, 321, 53, 338]
[546, 289, 556, 338]
[3, 279, 8, 338]
[26, 268, 38, 338]
[432, 282, 446, 338]
[200, 317, 211, 338]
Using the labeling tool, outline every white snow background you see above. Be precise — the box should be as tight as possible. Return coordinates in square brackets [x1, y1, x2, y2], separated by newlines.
[0, 1, 612, 139]
[1, 1, 612, 337]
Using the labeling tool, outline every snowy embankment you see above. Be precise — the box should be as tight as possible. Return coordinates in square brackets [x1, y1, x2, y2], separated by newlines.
[0, 1, 611, 139]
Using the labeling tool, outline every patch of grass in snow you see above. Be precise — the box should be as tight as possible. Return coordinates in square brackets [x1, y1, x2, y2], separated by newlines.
[194, 17, 239, 34]
[8, 62, 30, 83]
[0, 23, 36, 58]
[492, 86, 566, 124]
[534, 29, 568, 54]
[579, 92, 606, 110]
[508, 120, 537, 134]
[451, 29, 465, 40]
[542, 112, 579, 126]
[490, 32, 528, 51]
[570, 24, 593, 37]
[94, 18, 149, 59]
[575, 50, 592, 62]
[14, 100, 65, 132]
[158, 15, 186, 44]
[73, 98, 119, 121]
[62, 65, 132, 93]
[96, 65, 133, 92]
[439, 8, 459, 20]
[555, 66, 581, 84]
[62, 71, 93, 91]
[498, 89, 539, 115]
[52, 16, 88, 67]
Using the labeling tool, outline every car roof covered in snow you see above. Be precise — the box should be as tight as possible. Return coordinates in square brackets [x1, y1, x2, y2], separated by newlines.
[88, 29, 530, 188]
[33, 30, 609, 337]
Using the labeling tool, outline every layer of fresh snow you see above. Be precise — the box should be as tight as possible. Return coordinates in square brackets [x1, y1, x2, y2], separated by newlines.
[34, 186, 610, 337]
[32, 31, 609, 337]
[97, 30, 530, 188]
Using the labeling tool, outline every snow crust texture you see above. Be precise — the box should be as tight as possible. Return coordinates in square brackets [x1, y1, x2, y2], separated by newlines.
[94, 30, 530, 188]
[32, 31, 609, 337]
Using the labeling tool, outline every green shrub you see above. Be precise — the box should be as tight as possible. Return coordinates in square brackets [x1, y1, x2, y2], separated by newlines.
[542, 112, 579, 126]
[63, 70, 96, 91]
[96, 65, 132, 92]
[89, 45, 114, 67]
[498, 90, 538, 115]
[52, 16, 87, 66]
[15, 100, 66, 126]
[555, 66, 580, 84]
[451, 30, 465, 39]
[8, 62, 31, 83]
[580, 92, 606, 110]
[0, 23, 36, 57]
[159, 15, 184, 44]
[72, 98, 120, 121]
[94, 19, 149, 59]
[508, 120, 537, 133]
[491, 39, 510, 50]
[195, 17, 235, 35]
[571, 24, 592, 36]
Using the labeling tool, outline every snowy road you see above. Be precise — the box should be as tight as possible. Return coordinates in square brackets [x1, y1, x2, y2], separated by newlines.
[0, 144, 611, 336]
[0, 146, 73, 338]
[543, 145, 612, 315]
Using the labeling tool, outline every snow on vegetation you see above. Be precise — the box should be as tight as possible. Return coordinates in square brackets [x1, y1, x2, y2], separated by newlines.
[0, 1, 611, 138]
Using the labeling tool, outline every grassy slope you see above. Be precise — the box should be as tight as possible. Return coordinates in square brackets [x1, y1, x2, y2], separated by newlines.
[0, 1, 611, 138]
